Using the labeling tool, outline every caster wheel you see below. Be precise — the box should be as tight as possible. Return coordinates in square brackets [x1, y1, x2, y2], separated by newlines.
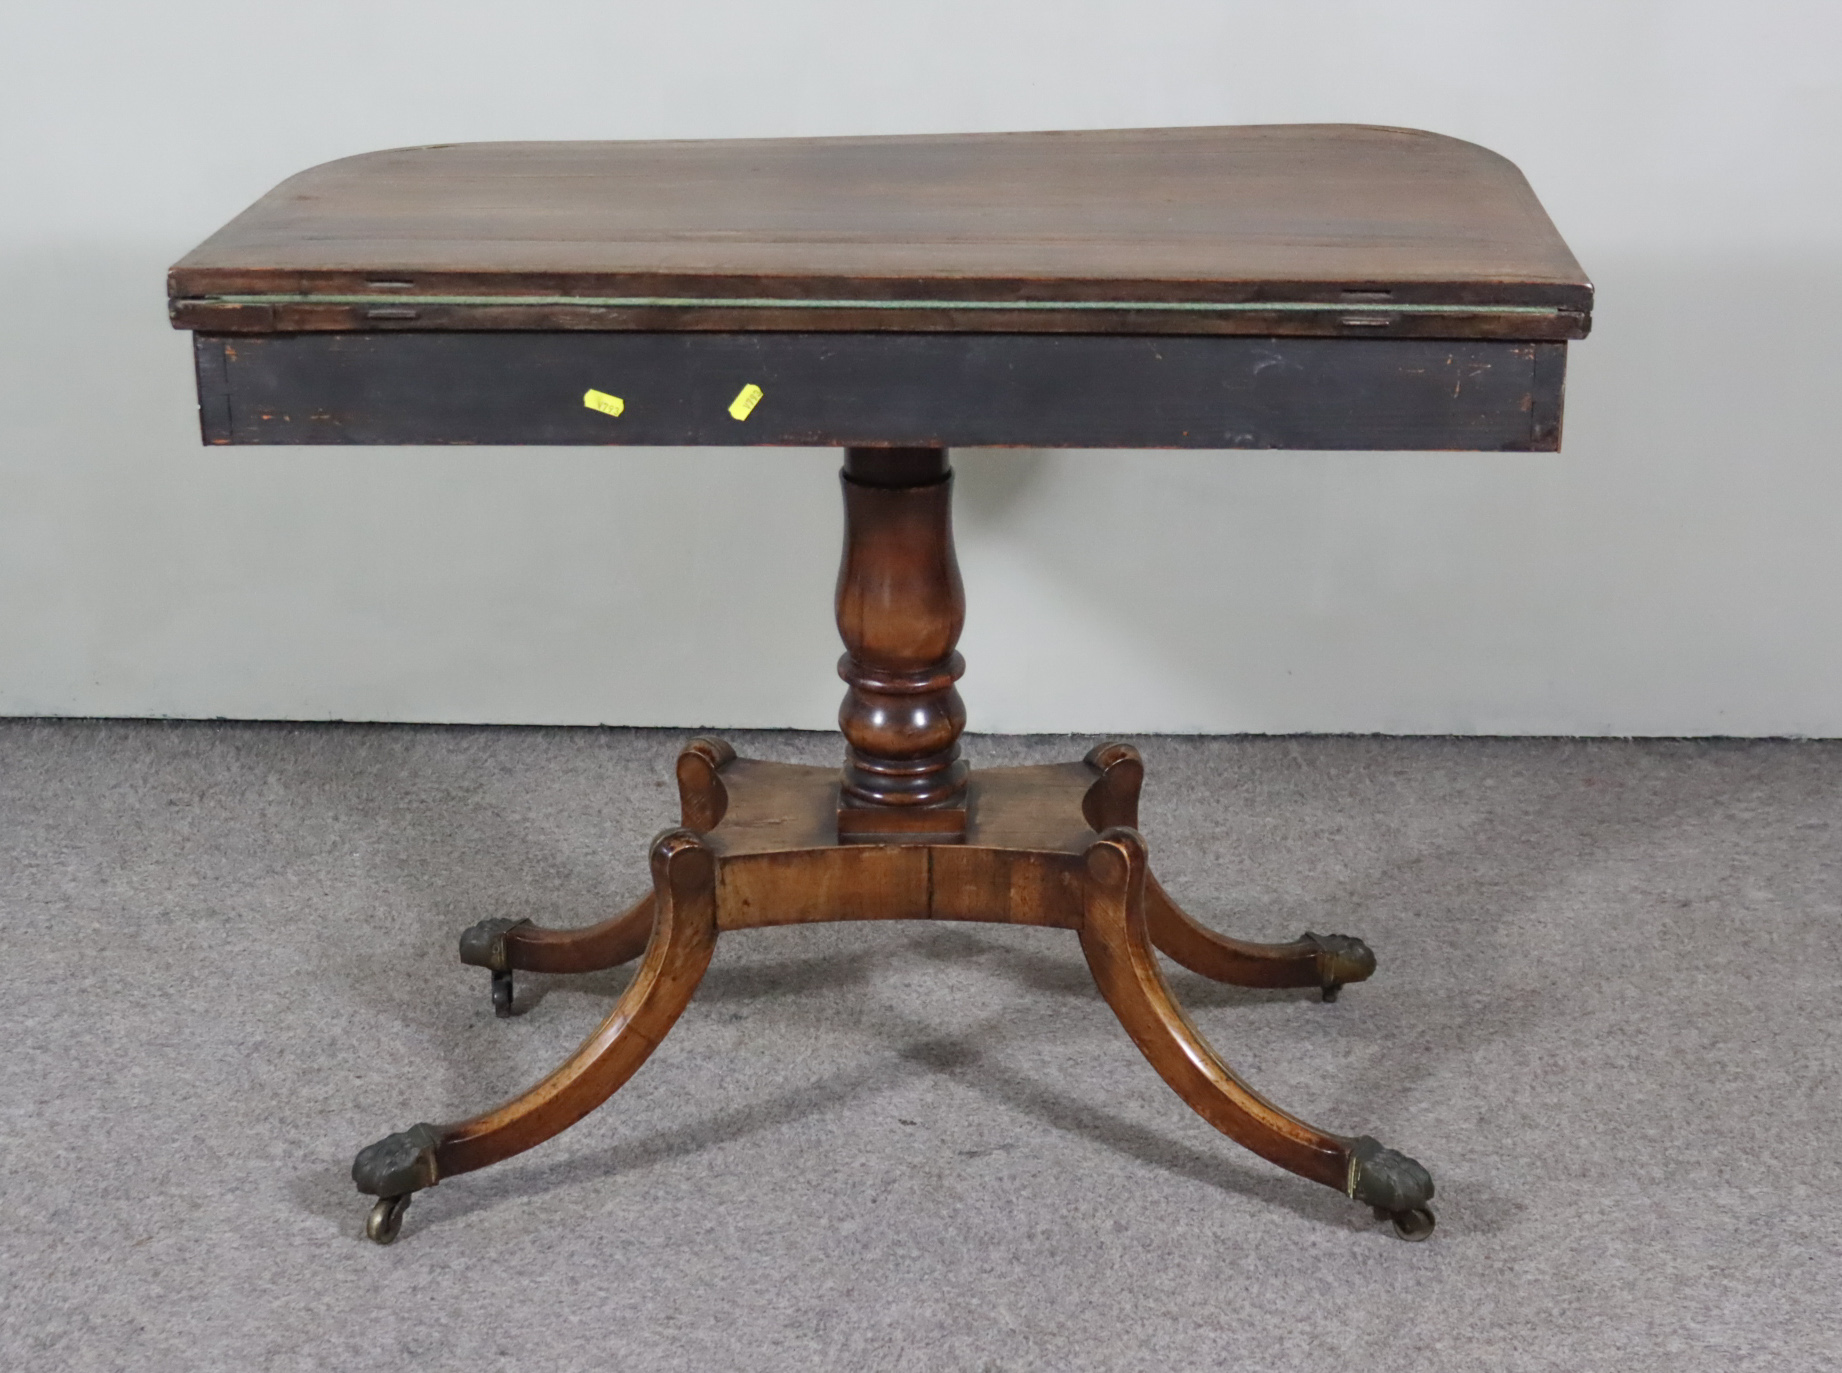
[491, 968, 514, 1018]
[1321, 984, 1342, 1003]
[1375, 1204, 1436, 1241]
[366, 1193, 412, 1245]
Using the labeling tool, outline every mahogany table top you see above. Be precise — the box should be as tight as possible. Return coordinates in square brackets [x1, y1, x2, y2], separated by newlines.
[169, 125, 1591, 341]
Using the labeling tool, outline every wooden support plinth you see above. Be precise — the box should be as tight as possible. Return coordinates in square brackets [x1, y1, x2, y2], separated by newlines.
[353, 447, 1435, 1247]
[360, 737, 1433, 1245]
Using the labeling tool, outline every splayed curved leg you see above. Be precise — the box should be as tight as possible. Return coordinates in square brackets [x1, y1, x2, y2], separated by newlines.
[1079, 741, 1375, 1001]
[1145, 875, 1375, 1001]
[453, 737, 736, 1015]
[1080, 827, 1434, 1238]
[353, 828, 718, 1242]
[458, 895, 654, 1016]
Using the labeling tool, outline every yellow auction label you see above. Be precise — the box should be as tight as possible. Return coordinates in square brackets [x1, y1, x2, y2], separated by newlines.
[582, 388, 625, 417]
[727, 383, 764, 420]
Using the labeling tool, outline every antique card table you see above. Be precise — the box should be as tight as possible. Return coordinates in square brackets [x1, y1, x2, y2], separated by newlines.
[169, 125, 1591, 1245]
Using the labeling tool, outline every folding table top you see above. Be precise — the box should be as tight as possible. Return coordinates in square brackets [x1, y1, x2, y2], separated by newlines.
[169, 124, 1591, 341]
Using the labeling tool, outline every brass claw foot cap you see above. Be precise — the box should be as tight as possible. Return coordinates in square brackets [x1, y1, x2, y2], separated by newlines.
[1304, 932, 1377, 999]
[1347, 1135, 1434, 1215]
[352, 1122, 442, 1197]
[458, 917, 531, 970]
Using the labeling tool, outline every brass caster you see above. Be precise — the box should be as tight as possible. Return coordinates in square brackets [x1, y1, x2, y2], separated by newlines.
[1375, 1204, 1436, 1242]
[491, 968, 514, 1018]
[366, 1193, 412, 1245]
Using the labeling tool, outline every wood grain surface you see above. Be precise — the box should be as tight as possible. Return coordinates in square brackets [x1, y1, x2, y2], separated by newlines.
[169, 125, 1590, 339]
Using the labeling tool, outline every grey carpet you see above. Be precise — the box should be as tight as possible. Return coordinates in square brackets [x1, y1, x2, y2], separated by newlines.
[2, 722, 1838, 1372]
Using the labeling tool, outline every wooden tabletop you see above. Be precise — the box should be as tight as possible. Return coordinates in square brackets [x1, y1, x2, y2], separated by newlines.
[170, 125, 1590, 340]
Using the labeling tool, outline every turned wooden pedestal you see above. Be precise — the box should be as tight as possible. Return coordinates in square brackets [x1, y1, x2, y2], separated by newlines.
[170, 124, 1592, 1247]
[348, 448, 1433, 1245]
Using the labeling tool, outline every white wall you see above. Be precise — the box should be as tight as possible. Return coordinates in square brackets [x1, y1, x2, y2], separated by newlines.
[2, 1, 1838, 734]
